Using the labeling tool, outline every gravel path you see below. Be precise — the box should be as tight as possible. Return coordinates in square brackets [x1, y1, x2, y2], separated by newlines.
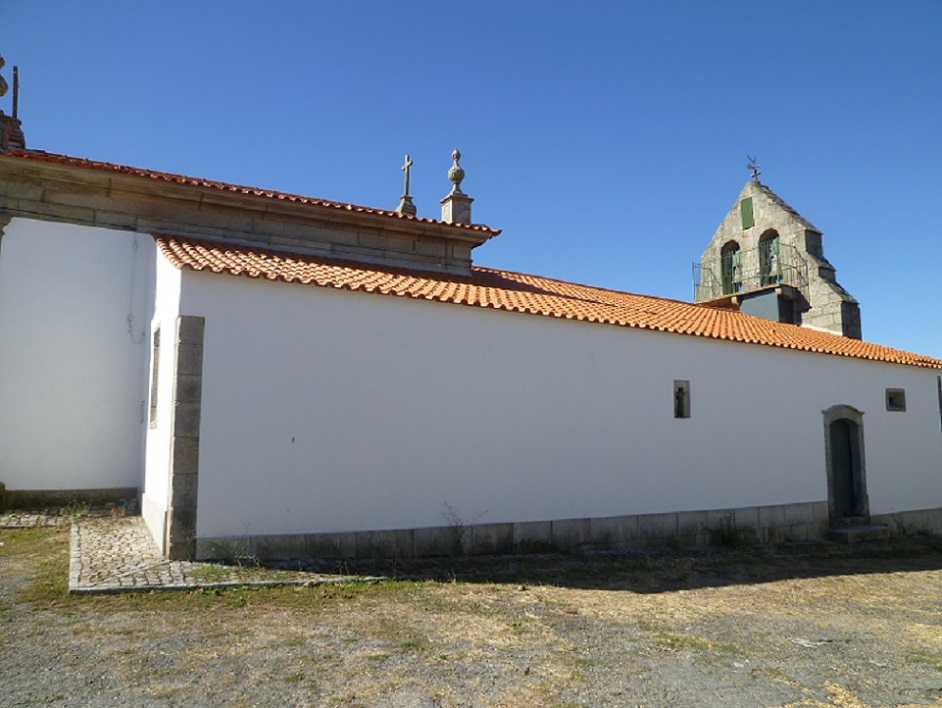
[2, 524, 942, 707]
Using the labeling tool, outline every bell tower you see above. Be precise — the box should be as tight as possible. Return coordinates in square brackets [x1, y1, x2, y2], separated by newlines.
[693, 166, 860, 339]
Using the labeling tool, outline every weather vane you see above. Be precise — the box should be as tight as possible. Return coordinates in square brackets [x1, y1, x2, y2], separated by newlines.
[747, 155, 761, 182]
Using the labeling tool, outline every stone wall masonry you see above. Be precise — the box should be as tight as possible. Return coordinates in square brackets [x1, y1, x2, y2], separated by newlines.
[469, 523, 515, 555]
[0, 158, 493, 274]
[193, 501, 837, 561]
[802, 273, 861, 339]
[702, 184, 808, 263]
[165, 315, 204, 560]
[698, 181, 860, 338]
[872, 507, 942, 537]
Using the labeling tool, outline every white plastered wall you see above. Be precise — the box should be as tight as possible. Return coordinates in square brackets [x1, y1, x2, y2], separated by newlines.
[141, 253, 183, 549]
[175, 268, 942, 540]
[856, 366, 942, 514]
[0, 218, 154, 491]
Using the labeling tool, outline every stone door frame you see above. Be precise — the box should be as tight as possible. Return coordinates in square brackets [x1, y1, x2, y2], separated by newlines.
[822, 404, 869, 525]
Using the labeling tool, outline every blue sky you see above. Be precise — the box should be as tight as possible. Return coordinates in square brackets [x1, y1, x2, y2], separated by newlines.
[4, 1, 941, 355]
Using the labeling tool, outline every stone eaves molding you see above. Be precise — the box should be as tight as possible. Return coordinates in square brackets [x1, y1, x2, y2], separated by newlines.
[0, 154, 497, 274]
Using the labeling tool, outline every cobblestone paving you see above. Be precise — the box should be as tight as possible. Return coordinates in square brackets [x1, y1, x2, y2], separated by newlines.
[64, 515, 368, 594]
[0, 512, 67, 528]
[0, 508, 384, 595]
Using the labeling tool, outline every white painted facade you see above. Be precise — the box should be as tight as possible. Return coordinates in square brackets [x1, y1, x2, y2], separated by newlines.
[170, 268, 942, 541]
[0, 218, 153, 492]
[140, 253, 182, 547]
[2, 211, 940, 555]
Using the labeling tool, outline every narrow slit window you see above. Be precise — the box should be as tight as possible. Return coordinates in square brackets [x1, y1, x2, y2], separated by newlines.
[885, 388, 906, 412]
[674, 380, 690, 419]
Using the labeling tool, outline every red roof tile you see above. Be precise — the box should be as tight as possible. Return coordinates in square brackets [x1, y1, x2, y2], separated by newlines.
[3, 149, 499, 235]
[154, 234, 942, 370]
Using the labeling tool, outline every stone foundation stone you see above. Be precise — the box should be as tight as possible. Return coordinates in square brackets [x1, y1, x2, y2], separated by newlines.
[872, 507, 942, 537]
[0, 487, 139, 512]
[192, 500, 854, 562]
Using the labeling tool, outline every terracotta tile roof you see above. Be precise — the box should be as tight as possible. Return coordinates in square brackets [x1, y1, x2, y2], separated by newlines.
[2, 149, 499, 235]
[155, 234, 942, 370]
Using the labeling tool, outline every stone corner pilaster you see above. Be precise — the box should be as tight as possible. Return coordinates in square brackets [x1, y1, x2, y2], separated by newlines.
[165, 315, 205, 560]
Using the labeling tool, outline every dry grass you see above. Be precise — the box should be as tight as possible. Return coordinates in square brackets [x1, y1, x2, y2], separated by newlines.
[3, 526, 942, 706]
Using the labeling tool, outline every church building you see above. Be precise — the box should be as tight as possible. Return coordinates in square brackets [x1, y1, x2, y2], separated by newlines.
[2, 64, 941, 560]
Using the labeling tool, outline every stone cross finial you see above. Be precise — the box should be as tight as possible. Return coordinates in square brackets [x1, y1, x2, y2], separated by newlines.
[747, 155, 761, 182]
[401, 154, 413, 197]
[395, 154, 417, 217]
[447, 149, 466, 196]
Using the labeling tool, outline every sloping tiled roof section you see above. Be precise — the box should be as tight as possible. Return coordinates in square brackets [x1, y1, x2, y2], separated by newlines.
[155, 234, 942, 370]
[3, 149, 500, 235]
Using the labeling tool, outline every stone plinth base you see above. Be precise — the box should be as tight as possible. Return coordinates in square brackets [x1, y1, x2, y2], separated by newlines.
[193, 500, 839, 562]
[828, 525, 891, 543]
[871, 507, 942, 537]
[0, 487, 139, 512]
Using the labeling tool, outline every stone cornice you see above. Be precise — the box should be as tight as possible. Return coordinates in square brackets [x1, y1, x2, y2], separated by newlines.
[0, 152, 499, 274]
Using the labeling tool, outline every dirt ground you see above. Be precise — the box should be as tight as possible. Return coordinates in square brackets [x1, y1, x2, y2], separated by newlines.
[2, 525, 942, 707]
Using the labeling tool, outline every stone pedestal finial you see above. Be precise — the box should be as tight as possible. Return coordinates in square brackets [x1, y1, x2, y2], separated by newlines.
[0, 113, 24, 151]
[440, 149, 473, 224]
[0, 57, 25, 151]
[395, 154, 417, 216]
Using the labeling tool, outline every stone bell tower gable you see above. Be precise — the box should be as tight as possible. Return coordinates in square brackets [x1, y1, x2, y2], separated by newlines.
[694, 181, 861, 340]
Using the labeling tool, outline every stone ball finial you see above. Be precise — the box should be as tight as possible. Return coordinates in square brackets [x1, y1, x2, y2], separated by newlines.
[0, 56, 7, 98]
[448, 148, 466, 196]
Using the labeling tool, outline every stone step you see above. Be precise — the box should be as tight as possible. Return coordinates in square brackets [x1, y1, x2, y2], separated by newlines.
[831, 515, 869, 528]
[828, 524, 891, 544]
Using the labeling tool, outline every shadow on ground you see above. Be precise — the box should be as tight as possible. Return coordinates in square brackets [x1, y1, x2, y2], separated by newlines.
[266, 535, 942, 594]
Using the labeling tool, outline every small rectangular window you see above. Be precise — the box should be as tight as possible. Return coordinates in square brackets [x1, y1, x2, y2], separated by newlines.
[885, 388, 906, 412]
[149, 327, 160, 428]
[674, 380, 690, 419]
